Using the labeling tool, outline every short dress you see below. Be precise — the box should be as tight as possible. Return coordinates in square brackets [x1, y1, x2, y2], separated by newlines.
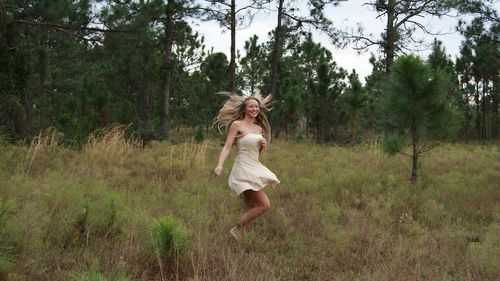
[228, 133, 280, 195]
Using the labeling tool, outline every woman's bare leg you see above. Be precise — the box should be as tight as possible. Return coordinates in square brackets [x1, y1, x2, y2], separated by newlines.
[242, 192, 258, 231]
[230, 190, 270, 241]
[239, 190, 270, 229]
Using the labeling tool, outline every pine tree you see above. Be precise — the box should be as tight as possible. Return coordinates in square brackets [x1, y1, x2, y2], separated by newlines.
[382, 55, 458, 185]
[342, 70, 367, 145]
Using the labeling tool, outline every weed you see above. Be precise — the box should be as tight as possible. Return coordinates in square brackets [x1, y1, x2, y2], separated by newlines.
[72, 261, 130, 281]
[25, 127, 63, 175]
[0, 249, 13, 281]
[83, 124, 142, 164]
[149, 216, 190, 260]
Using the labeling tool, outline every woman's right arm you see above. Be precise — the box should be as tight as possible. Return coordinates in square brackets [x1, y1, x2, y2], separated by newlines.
[214, 122, 239, 176]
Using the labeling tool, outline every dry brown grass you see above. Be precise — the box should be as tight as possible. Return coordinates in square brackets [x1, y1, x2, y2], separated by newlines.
[24, 127, 63, 176]
[168, 140, 208, 169]
[83, 124, 143, 163]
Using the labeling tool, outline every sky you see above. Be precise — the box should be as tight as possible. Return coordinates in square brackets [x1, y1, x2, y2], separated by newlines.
[190, 0, 496, 81]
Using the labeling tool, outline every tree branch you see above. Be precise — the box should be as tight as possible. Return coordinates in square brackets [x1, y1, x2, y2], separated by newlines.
[282, 11, 324, 29]
[205, 0, 231, 8]
[399, 151, 412, 158]
[13, 19, 129, 33]
[394, 0, 435, 29]
[14, 0, 45, 19]
[235, 1, 269, 14]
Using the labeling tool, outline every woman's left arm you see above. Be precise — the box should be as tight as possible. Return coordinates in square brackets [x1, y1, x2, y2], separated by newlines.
[258, 137, 267, 159]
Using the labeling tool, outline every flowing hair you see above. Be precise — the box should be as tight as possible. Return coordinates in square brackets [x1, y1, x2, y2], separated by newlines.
[213, 90, 273, 143]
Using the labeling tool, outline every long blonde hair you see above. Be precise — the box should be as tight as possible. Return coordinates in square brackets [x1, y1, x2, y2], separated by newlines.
[213, 90, 273, 143]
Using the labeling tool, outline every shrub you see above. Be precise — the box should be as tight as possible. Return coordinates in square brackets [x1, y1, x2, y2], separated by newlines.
[0, 249, 13, 280]
[0, 197, 17, 280]
[468, 224, 500, 279]
[73, 261, 130, 281]
[0, 127, 10, 146]
[194, 126, 205, 143]
[87, 193, 124, 239]
[149, 216, 190, 260]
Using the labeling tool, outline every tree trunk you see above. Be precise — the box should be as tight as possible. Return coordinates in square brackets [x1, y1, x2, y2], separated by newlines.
[464, 107, 471, 144]
[462, 83, 470, 143]
[481, 78, 487, 142]
[385, 0, 396, 73]
[159, 0, 174, 139]
[410, 129, 419, 186]
[25, 73, 33, 132]
[139, 50, 152, 139]
[270, 0, 284, 97]
[228, 0, 236, 93]
[351, 111, 356, 146]
[474, 81, 480, 141]
[492, 79, 499, 138]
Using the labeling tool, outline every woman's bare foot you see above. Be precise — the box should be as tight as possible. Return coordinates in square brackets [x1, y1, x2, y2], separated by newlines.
[229, 226, 242, 241]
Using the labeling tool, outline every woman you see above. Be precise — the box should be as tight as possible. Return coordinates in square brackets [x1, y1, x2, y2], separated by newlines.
[213, 91, 280, 241]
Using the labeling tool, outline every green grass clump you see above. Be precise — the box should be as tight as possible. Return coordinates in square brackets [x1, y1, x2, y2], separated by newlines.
[0, 250, 13, 280]
[149, 216, 191, 260]
[0, 128, 10, 146]
[468, 223, 500, 279]
[73, 261, 130, 281]
[0, 197, 20, 277]
[194, 126, 205, 143]
[86, 192, 124, 239]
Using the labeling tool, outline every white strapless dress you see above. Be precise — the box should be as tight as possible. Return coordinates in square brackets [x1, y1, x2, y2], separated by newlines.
[228, 133, 280, 195]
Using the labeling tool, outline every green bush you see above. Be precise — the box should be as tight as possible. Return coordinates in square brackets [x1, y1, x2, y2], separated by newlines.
[0, 197, 17, 280]
[468, 224, 500, 279]
[73, 261, 130, 281]
[149, 216, 190, 259]
[382, 133, 406, 155]
[44, 183, 86, 247]
[0, 196, 21, 254]
[0, 127, 10, 146]
[0, 249, 13, 280]
[87, 193, 124, 239]
[194, 126, 205, 143]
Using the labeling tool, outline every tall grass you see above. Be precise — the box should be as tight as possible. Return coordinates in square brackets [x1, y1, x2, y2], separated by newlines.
[0, 135, 498, 280]
[24, 127, 63, 175]
[0, 250, 13, 281]
[83, 124, 142, 163]
[0, 127, 10, 147]
[72, 261, 130, 281]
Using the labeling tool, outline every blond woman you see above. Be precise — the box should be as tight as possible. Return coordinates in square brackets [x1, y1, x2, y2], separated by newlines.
[214, 91, 280, 240]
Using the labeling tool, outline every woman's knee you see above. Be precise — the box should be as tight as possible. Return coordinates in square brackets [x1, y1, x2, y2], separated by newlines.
[252, 190, 270, 210]
[261, 203, 270, 212]
[259, 198, 271, 210]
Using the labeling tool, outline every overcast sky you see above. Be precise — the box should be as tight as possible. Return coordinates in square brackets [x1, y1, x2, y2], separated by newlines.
[191, 0, 498, 81]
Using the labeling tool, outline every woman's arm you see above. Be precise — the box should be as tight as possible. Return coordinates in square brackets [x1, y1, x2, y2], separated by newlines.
[214, 122, 239, 176]
[258, 130, 267, 159]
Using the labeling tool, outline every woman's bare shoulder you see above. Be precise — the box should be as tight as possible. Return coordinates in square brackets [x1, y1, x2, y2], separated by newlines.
[230, 120, 242, 129]
[228, 120, 242, 135]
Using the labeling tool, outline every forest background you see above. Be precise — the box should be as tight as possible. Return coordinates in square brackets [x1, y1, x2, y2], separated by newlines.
[1, 0, 499, 145]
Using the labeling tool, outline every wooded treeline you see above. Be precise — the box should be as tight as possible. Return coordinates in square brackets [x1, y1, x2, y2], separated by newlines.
[1, 0, 498, 145]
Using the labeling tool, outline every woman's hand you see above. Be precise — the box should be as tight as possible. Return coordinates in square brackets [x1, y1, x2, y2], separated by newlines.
[259, 137, 267, 151]
[214, 166, 222, 176]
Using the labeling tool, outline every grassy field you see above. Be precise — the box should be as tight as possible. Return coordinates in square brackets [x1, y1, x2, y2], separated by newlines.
[0, 128, 499, 281]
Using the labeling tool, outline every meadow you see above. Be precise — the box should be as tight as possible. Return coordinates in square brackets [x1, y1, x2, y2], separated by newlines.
[0, 127, 498, 281]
